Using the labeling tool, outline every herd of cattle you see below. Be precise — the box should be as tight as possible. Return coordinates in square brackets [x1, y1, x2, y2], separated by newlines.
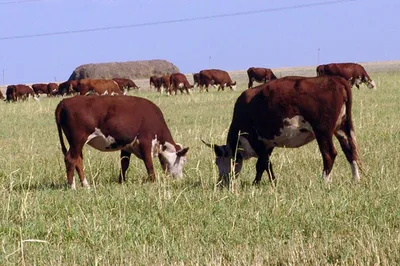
[2, 62, 376, 189]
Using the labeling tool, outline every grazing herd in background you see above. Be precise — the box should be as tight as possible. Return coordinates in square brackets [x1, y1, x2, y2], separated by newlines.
[2, 62, 376, 189]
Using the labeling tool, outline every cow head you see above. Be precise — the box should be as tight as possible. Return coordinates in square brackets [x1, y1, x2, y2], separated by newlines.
[366, 79, 376, 89]
[202, 140, 243, 185]
[230, 81, 237, 91]
[158, 142, 189, 178]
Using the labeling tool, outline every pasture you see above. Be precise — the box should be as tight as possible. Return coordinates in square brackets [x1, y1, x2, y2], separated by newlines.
[0, 70, 399, 265]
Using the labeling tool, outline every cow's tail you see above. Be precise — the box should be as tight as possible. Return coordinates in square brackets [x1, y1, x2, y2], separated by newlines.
[55, 100, 67, 155]
[343, 81, 364, 174]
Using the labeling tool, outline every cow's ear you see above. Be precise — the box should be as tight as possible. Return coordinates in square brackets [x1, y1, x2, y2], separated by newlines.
[176, 147, 189, 157]
[214, 145, 225, 157]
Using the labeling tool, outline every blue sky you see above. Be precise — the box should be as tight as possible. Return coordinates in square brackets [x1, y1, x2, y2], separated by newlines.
[0, 0, 398, 84]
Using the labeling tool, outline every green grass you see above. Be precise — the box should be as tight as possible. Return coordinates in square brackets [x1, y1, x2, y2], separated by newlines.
[0, 72, 399, 265]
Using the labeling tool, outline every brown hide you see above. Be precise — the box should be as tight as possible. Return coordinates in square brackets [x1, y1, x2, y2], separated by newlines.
[112, 78, 139, 91]
[169, 73, 192, 95]
[192, 73, 200, 87]
[149, 76, 163, 92]
[199, 69, 236, 92]
[318, 63, 374, 89]
[160, 75, 171, 92]
[76, 79, 122, 95]
[247, 67, 277, 88]
[55, 95, 189, 188]
[47, 83, 59, 96]
[32, 83, 50, 96]
[209, 76, 361, 186]
[5, 84, 34, 102]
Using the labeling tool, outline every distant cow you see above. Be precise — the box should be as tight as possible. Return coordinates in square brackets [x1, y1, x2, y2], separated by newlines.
[149, 76, 163, 93]
[160, 75, 171, 93]
[199, 69, 236, 92]
[247, 67, 277, 88]
[203, 76, 362, 187]
[0, 90, 4, 100]
[112, 78, 139, 92]
[55, 95, 189, 189]
[317, 63, 376, 89]
[5, 84, 34, 102]
[75, 79, 123, 95]
[32, 83, 50, 97]
[47, 83, 59, 96]
[192, 73, 201, 88]
[57, 80, 78, 96]
[169, 73, 193, 95]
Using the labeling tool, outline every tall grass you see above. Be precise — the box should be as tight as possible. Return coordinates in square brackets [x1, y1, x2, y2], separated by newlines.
[0, 72, 399, 265]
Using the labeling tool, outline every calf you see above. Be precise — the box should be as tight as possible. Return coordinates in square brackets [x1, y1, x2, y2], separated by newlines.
[55, 95, 189, 189]
[112, 78, 139, 92]
[317, 62, 376, 89]
[247, 67, 277, 88]
[203, 76, 362, 187]
[169, 73, 193, 95]
[199, 69, 236, 92]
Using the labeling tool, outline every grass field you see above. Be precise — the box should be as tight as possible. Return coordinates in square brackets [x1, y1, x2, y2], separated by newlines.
[0, 71, 399, 265]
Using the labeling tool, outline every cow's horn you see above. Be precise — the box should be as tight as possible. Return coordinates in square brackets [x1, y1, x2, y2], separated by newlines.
[201, 139, 213, 148]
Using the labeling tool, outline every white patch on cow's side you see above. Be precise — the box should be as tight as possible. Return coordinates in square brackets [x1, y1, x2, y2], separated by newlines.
[322, 170, 332, 183]
[86, 128, 118, 152]
[259, 116, 315, 148]
[335, 104, 346, 129]
[351, 161, 360, 181]
[178, 83, 184, 89]
[238, 136, 257, 159]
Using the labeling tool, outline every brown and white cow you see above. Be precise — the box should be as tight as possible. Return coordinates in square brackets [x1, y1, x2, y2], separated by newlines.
[112, 78, 139, 92]
[247, 67, 277, 88]
[57, 80, 78, 96]
[169, 73, 193, 95]
[317, 62, 376, 89]
[55, 95, 189, 189]
[203, 76, 362, 187]
[5, 84, 35, 102]
[47, 83, 59, 96]
[32, 83, 51, 97]
[160, 74, 171, 94]
[75, 78, 123, 95]
[149, 75, 163, 93]
[199, 69, 236, 92]
[192, 73, 201, 88]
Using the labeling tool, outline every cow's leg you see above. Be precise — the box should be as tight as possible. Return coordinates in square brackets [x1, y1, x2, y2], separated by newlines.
[139, 141, 156, 182]
[64, 146, 87, 189]
[248, 79, 253, 89]
[335, 128, 361, 181]
[253, 149, 275, 185]
[119, 150, 131, 183]
[75, 151, 89, 189]
[316, 134, 337, 182]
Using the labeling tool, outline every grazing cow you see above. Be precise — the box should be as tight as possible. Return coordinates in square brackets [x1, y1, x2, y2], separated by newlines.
[112, 78, 139, 92]
[202, 76, 362, 187]
[247, 67, 277, 89]
[47, 83, 59, 96]
[75, 78, 123, 95]
[5, 84, 34, 102]
[199, 69, 236, 92]
[57, 80, 78, 96]
[55, 95, 189, 189]
[169, 73, 193, 95]
[160, 75, 171, 93]
[192, 73, 201, 88]
[32, 83, 50, 97]
[149, 76, 163, 93]
[317, 62, 376, 89]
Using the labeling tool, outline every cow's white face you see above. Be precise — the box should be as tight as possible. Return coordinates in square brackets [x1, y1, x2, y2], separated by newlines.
[159, 142, 189, 178]
[367, 80, 376, 89]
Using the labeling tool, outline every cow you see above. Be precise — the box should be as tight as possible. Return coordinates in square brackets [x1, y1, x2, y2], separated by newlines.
[0, 90, 4, 100]
[32, 83, 50, 97]
[192, 73, 201, 88]
[5, 84, 34, 102]
[202, 76, 362, 187]
[317, 63, 376, 89]
[316, 65, 325, 76]
[47, 83, 59, 96]
[149, 76, 163, 93]
[112, 78, 139, 92]
[57, 80, 78, 96]
[247, 67, 277, 89]
[169, 73, 193, 95]
[55, 95, 189, 189]
[160, 75, 171, 93]
[75, 78, 123, 95]
[199, 69, 236, 92]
